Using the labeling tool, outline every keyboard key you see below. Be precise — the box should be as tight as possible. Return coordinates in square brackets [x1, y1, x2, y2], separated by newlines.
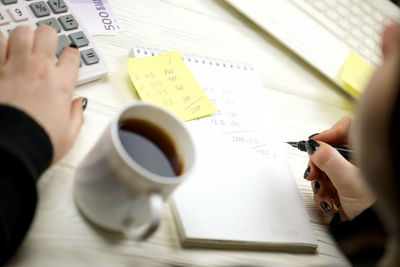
[337, 6, 350, 17]
[372, 22, 383, 34]
[375, 46, 382, 57]
[360, 2, 372, 14]
[56, 34, 70, 57]
[37, 17, 61, 32]
[358, 46, 370, 59]
[350, 28, 362, 39]
[30, 1, 51, 18]
[361, 24, 373, 36]
[0, 10, 10, 25]
[338, 19, 350, 31]
[370, 54, 381, 66]
[350, 6, 363, 17]
[346, 36, 358, 49]
[349, 16, 361, 27]
[47, 0, 68, 14]
[326, 10, 339, 21]
[364, 38, 375, 49]
[324, 0, 336, 7]
[3, 25, 13, 35]
[372, 32, 381, 44]
[8, 7, 29, 22]
[69, 31, 89, 47]
[81, 48, 99, 65]
[58, 14, 78, 30]
[313, 1, 326, 12]
[1, 0, 17, 5]
[372, 10, 385, 23]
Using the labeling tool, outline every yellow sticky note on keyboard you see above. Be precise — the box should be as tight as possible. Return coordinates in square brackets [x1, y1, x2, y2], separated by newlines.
[127, 51, 217, 121]
[340, 51, 375, 97]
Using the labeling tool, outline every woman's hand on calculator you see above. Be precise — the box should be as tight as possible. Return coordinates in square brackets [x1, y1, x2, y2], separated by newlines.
[0, 25, 86, 163]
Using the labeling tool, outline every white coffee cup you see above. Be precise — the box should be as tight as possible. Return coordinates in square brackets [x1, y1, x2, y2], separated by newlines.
[74, 102, 195, 240]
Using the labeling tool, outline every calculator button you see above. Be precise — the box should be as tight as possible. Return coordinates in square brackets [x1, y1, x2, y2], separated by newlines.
[8, 7, 29, 22]
[56, 34, 70, 57]
[81, 48, 99, 65]
[0, 10, 10, 25]
[68, 31, 88, 47]
[58, 14, 78, 31]
[30, 1, 51, 18]
[37, 17, 61, 32]
[47, 0, 67, 14]
[1, 0, 17, 5]
[1, 25, 14, 38]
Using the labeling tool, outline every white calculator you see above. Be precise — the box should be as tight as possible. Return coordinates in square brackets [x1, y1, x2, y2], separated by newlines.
[0, 0, 108, 85]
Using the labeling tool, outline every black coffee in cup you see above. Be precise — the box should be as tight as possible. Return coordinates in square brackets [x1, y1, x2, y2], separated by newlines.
[118, 118, 183, 177]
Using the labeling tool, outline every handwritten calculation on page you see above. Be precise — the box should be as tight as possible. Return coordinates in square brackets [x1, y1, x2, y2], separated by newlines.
[127, 51, 217, 121]
[188, 84, 279, 159]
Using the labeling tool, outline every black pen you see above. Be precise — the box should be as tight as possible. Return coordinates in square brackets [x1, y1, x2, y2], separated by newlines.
[286, 140, 354, 160]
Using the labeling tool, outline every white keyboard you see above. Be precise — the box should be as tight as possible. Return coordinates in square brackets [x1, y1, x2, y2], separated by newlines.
[289, 0, 400, 66]
[0, 0, 108, 85]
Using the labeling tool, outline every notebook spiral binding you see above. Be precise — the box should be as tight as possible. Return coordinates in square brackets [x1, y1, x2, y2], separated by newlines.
[132, 47, 254, 72]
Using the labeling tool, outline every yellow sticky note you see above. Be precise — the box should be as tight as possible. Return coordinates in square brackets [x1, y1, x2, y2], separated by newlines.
[127, 51, 217, 121]
[340, 51, 375, 97]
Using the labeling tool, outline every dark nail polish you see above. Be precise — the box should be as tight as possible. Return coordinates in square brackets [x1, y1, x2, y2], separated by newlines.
[305, 140, 319, 155]
[312, 181, 320, 193]
[70, 43, 78, 49]
[82, 98, 88, 110]
[308, 133, 319, 139]
[321, 201, 330, 213]
[303, 166, 310, 179]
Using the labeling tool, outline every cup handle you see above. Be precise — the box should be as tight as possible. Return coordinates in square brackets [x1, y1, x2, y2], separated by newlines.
[123, 193, 164, 240]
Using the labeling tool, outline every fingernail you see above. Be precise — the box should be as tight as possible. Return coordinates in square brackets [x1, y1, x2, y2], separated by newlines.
[305, 140, 319, 155]
[69, 43, 78, 49]
[82, 98, 88, 110]
[308, 133, 319, 139]
[321, 201, 330, 213]
[303, 165, 310, 179]
[312, 181, 320, 193]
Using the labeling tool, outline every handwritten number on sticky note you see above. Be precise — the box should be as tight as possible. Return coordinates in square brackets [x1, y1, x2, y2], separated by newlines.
[127, 51, 217, 121]
[164, 69, 173, 74]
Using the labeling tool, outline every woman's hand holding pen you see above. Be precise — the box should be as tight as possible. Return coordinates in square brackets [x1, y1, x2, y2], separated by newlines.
[304, 116, 376, 221]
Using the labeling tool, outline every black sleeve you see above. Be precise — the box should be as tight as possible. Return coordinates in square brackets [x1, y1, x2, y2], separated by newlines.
[0, 105, 53, 265]
[329, 204, 387, 266]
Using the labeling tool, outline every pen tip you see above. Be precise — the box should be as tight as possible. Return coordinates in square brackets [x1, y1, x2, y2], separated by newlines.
[286, 141, 298, 147]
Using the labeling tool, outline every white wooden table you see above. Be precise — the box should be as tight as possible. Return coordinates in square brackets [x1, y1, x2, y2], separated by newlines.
[9, 1, 355, 266]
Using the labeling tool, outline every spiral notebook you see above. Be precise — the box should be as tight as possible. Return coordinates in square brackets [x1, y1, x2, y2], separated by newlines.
[130, 47, 317, 253]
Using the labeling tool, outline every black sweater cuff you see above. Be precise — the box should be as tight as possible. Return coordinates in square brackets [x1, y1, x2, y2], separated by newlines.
[330, 205, 386, 266]
[0, 105, 53, 179]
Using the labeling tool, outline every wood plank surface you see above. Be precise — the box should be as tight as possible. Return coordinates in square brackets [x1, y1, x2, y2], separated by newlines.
[8, 0, 353, 266]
